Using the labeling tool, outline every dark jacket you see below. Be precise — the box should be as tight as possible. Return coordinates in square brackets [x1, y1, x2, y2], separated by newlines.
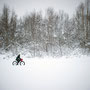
[16, 54, 21, 62]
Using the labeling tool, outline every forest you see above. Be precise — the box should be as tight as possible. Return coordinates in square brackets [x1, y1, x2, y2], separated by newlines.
[0, 0, 90, 57]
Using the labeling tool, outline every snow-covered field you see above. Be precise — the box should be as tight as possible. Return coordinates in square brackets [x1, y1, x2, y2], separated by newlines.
[0, 53, 90, 90]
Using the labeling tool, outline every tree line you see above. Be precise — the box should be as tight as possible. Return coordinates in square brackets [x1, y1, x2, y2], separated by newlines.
[0, 0, 90, 56]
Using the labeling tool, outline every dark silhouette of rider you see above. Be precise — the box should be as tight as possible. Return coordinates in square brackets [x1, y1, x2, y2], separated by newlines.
[16, 54, 21, 65]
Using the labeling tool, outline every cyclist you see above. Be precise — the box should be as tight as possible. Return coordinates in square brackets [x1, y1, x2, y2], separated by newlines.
[16, 54, 21, 65]
[12, 54, 24, 65]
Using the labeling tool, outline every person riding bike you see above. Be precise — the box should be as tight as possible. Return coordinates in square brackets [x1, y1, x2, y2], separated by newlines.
[16, 54, 21, 65]
[12, 54, 25, 65]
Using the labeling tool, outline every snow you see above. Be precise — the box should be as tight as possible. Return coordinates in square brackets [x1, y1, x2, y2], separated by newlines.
[85, 42, 90, 46]
[0, 53, 90, 90]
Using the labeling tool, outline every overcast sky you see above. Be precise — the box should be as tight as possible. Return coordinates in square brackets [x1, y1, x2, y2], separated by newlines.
[0, 0, 85, 18]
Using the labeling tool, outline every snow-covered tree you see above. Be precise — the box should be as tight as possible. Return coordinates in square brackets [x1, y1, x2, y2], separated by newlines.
[0, 4, 10, 48]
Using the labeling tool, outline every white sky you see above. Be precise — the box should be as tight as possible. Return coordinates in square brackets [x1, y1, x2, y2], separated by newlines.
[0, 0, 85, 18]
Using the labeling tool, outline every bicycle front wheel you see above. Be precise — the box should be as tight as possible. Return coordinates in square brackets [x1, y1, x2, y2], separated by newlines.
[20, 61, 25, 65]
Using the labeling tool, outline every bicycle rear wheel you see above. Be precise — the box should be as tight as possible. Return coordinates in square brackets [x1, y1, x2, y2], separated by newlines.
[20, 61, 25, 65]
[12, 61, 18, 65]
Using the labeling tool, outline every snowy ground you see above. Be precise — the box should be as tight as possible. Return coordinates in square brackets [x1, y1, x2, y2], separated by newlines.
[0, 53, 90, 90]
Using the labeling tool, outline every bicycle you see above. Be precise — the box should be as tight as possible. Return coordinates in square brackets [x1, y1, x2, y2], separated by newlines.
[12, 59, 25, 65]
